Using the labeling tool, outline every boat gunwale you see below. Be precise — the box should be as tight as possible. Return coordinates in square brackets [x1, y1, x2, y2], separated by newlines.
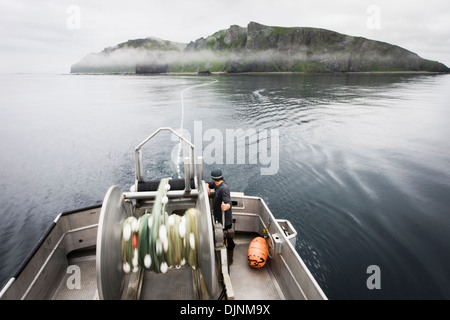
[0, 204, 102, 296]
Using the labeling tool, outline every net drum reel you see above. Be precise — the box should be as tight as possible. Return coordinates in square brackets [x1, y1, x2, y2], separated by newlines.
[96, 178, 202, 300]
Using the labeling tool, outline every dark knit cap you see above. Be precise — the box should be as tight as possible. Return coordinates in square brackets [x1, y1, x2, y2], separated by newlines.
[211, 169, 223, 180]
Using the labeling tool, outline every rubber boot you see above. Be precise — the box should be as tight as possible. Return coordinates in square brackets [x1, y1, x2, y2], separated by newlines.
[227, 249, 234, 266]
[225, 234, 235, 267]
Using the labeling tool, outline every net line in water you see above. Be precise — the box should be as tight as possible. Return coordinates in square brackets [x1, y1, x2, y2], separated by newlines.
[176, 79, 218, 178]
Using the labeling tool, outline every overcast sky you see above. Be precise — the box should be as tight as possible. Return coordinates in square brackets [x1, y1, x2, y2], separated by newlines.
[1, 0, 449, 73]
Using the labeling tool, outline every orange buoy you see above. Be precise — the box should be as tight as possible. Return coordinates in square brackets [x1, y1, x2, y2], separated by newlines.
[247, 236, 268, 269]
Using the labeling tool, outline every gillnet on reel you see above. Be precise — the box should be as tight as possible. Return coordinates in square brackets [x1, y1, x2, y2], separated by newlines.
[96, 178, 204, 300]
[121, 178, 199, 274]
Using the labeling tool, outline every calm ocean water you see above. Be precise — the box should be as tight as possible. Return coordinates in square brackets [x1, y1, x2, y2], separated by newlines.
[0, 72, 449, 299]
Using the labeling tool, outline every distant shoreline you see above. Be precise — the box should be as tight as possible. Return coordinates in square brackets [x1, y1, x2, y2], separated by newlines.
[68, 70, 449, 76]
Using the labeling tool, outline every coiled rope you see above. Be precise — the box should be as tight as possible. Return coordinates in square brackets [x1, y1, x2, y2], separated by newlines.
[121, 178, 199, 274]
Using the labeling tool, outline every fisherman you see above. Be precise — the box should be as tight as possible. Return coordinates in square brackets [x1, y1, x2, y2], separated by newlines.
[206, 169, 235, 264]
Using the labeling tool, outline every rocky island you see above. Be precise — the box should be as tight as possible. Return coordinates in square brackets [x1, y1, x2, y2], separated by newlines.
[71, 22, 449, 74]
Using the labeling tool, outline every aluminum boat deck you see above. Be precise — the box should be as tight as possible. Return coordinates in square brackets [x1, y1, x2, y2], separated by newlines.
[0, 127, 327, 301]
[47, 232, 287, 300]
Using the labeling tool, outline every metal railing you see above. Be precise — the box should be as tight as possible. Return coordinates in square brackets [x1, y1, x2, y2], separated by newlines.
[134, 127, 198, 189]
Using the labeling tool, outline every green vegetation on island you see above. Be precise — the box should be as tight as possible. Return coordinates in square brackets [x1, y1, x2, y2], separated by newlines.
[70, 22, 449, 74]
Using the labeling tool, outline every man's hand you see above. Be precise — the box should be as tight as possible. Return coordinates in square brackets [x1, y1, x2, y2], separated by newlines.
[221, 201, 230, 212]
